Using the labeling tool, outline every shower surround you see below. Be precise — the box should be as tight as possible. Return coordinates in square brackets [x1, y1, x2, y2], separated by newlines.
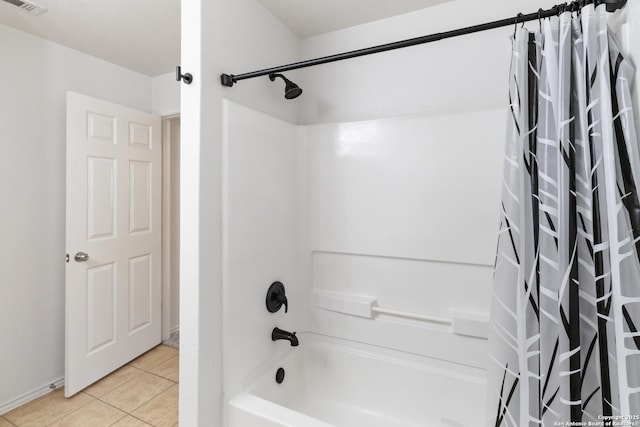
[221, 100, 504, 425]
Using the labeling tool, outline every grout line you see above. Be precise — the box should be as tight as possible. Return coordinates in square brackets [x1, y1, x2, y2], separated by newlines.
[1, 416, 17, 426]
[126, 382, 175, 414]
[118, 414, 153, 426]
[146, 355, 180, 382]
[99, 388, 172, 422]
[107, 412, 128, 426]
[47, 401, 95, 426]
[150, 374, 179, 383]
[128, 383, 179, 425]
[133, 362, 179, 376]
[85, 366, 147, 399]
[97, 374, 174, 415]
[129, 351, 179, 374]
[128, 365, 147, 372]
[92, 397, 132, 418]
[135, 382, 177, 423]
[34, 393, 96, 427]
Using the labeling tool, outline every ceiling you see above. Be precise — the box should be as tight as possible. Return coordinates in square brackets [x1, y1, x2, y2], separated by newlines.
[0, 0, 449, 77]
[257, 0, 452, 38]
[0, 0, 180, 77]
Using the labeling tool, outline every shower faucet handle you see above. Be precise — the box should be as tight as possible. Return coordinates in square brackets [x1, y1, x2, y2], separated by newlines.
[266, 281, 288, 314]
[276, 293, 288, 313]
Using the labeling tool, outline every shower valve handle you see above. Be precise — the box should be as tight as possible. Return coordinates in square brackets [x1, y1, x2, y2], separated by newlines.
[276, 294, 288, 313]
[266, 281, 289, 314]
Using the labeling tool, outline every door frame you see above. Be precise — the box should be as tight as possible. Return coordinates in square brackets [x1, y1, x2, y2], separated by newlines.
[161, 114, 180, 341]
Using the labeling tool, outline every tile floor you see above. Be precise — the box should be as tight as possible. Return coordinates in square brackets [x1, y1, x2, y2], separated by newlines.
[1, 345, 179, 427]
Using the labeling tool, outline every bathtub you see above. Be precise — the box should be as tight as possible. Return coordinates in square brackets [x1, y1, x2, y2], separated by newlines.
[227, 333, 486, 427]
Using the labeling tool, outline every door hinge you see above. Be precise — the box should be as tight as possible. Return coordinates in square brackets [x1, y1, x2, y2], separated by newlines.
[65, 254, 69, 263]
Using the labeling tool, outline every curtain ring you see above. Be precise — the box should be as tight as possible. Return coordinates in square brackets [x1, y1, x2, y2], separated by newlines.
[560, 2, 568, 14]
[538, 8, 544, 31]
[514, 12, 523, 38]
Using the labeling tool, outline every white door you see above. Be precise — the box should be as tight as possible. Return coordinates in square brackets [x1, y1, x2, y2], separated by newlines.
[65, 92, 162, 397]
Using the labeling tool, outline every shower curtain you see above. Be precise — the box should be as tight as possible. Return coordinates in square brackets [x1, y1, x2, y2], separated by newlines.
[488, 4, 640, 426]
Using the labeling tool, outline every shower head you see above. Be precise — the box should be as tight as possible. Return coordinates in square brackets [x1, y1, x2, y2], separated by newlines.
[269, 73, 303, 99]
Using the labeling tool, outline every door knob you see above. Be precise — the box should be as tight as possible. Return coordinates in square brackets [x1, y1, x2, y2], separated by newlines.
[74, 252, 89, 262]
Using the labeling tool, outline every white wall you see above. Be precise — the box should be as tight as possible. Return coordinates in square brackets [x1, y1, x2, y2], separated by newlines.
[152, 72, 181, 117]
[180, 0, 299, 425]
[0, 23, 151, 411]
[298, 0, 558, 125]
[222, 101, 306, 400]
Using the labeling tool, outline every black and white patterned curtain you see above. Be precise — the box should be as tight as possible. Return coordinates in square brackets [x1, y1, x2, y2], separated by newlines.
[488, 4, 640, 426]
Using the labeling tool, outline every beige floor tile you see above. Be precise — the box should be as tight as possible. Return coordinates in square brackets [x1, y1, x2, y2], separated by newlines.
[3, 389, 93, 427]
[129, 346, 178, 372]
[131, 384, 178, 427]
[111, 416, 152, 427]
[0, 417, 15, 426]
[48, 400, 125, 427]
[100, 373, 173, 413]
[148, 356, 179, 383]
[84, 366, 145, 398]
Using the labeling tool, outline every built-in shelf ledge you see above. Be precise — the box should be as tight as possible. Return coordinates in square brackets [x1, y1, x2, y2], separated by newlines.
[311, 290, 489, 339]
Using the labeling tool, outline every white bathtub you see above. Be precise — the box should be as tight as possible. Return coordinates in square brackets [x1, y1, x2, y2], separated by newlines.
[227, 333, 486, 427]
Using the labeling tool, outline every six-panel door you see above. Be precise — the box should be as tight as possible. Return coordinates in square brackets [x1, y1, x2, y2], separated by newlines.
[65, 92, 162, 397]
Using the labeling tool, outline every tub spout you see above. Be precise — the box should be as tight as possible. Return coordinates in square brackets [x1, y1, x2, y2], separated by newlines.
[272, 327, 299, 347]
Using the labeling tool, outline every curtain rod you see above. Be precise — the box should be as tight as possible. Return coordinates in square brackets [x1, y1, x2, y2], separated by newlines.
[220, 0, 625, 88]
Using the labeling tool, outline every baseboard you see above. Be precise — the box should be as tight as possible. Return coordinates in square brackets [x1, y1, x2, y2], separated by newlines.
[0, 377, 64, 415]
[170, 326, 179, 335]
